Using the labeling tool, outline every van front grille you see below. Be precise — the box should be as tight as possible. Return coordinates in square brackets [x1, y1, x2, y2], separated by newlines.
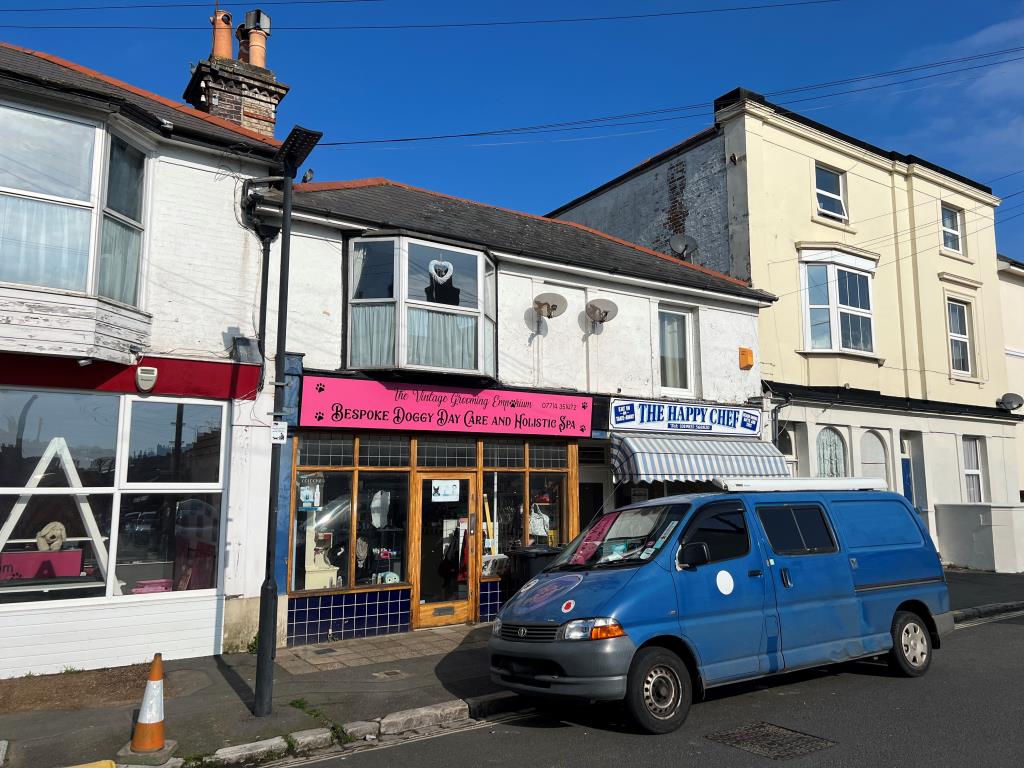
[499, 623, 559, 643]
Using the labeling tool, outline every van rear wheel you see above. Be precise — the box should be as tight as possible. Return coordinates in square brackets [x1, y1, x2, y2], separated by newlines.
[888, 610, 932, 677]
[624, 647, 691, 734]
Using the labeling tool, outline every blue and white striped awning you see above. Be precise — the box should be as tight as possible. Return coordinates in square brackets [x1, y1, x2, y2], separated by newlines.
[610, 433, 789, 483]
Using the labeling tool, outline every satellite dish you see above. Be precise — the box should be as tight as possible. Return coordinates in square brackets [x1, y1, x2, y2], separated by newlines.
[669, 233, 699, 261]
[997, 392, 1024, 411]
[585, 298, 619, 324]
[533, 292, 568, 319]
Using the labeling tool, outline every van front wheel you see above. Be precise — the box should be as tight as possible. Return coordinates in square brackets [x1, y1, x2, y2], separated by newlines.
[624, 647, 691, 734]
[888, 610, 932, 677]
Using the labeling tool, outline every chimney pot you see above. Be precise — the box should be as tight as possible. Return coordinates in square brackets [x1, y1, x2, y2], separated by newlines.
[235, 24, 250, 63]
[247, 28, 268, 69]
[211, 11, 233, 59]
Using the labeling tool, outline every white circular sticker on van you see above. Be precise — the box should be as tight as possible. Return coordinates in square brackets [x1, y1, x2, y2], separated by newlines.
[716, 570, 735, 596]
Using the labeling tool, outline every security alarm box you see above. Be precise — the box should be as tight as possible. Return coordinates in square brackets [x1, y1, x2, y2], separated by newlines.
[136, 366, 158, 392]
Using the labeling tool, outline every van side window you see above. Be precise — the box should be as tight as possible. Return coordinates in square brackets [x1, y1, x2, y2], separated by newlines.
[684, 503, 749, 562]
[757, 505, 837, 555]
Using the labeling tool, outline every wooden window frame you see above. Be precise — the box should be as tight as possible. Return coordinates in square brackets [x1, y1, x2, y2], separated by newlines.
[287, 435, 579, 604]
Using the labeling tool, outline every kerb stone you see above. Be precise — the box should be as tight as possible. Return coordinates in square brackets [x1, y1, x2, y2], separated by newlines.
[341, 721, 380, 740]
[205, 736, 288, 765]
[289, 728, 334, 753]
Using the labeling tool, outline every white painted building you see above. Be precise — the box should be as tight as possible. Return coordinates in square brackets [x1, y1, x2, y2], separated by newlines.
[0, 28, 288, 676]
[245, 178, 787, 644]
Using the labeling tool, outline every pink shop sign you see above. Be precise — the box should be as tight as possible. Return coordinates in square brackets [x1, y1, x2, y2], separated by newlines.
[300, 377, 592, 437]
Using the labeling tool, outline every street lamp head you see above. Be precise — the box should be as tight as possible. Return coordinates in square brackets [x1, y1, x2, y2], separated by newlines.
[275, 125, 322, 176]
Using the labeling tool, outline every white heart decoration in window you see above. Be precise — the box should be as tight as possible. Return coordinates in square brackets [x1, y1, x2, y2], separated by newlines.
[428, 259, 454, 284]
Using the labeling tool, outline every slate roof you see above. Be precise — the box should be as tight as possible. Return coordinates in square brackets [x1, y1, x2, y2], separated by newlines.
[290, 179, 773, 303]
[0, 42, 279, 158]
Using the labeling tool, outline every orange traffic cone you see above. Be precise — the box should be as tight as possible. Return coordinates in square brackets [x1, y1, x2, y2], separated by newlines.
[132, 653, 166, 752]
[117, 653, 177, 764]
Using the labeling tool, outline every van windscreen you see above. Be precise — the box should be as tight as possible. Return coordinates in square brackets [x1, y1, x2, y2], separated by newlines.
[547, 504, 689, 571]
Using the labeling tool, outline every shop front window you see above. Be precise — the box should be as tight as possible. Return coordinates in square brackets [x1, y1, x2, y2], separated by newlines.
[356, 473, 408, 586]
[529, 473, 566, 546]
[294, 472, 351, 591]
[0, 494, 112, 602]
[290, 435, 575, 597]
[1, 389, 226, 603]
[126, 402, 223, 484]
[115, 493, 220, 593]
[482, 472, 524, 576]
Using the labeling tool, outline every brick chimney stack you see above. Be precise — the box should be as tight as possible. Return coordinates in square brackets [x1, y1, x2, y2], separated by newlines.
[183, 8, 289, 139]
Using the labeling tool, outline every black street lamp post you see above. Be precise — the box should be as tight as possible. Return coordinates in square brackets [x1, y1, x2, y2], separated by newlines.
[252, 125, 322, 718]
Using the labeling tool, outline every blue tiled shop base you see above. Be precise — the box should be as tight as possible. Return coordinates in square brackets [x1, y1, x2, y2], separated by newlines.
[287, 588, 411, 646]
[479, 580, 502, 622]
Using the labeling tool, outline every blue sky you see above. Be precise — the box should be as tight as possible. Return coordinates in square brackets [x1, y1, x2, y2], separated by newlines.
[2, 0, 1022, 254]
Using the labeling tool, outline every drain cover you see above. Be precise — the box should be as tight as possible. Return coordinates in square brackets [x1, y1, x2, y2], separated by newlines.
[313, 648, 336, 656]
[706, 722, 834, 760]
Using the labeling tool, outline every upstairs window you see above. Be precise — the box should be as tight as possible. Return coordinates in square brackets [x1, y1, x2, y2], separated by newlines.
[947, 298, 974, 376]
[815, 164, 847, 221]
[0, 101, 147, 306]
[658, 308, 691, 394]
[347, 236, 496, 376]
[941, 205, 963, 253]
[803, 261, 874, 353]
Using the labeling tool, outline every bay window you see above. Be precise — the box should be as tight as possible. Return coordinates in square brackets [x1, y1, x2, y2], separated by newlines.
[348, 236, 497, 375]
[801, 250, 875, 354]
[0, 101, 148, 307]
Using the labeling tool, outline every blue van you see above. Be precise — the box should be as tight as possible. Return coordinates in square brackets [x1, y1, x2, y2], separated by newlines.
[489, 478, 953, 733]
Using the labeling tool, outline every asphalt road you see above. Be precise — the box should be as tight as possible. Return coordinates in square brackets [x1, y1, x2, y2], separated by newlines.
[292, 613, 1024, 768]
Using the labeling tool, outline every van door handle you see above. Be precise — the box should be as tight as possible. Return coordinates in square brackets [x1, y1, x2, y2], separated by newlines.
[780, 567, 793, 588]
[747, 569, 763, 578]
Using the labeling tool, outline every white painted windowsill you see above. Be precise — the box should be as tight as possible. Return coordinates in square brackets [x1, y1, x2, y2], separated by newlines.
[797, 349, 885, 366]
[948, 373, 986, 385]
[810, 214, 857, 235]
[940, 247, 973, 264]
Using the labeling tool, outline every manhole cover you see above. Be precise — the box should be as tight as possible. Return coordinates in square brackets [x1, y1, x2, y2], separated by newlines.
[706, 722, 835, 760]
[313, 648, 336, 656]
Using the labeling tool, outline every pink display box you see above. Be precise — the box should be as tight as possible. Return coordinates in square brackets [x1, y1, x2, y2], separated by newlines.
[131, 579, 173, 594]
[0, 550, 84, 581]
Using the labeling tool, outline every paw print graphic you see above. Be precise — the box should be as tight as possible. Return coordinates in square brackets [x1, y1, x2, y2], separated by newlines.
[315, 382, 325, 393]
[314, 411, 325, 422]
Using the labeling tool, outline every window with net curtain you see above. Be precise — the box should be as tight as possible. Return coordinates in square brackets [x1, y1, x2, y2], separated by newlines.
[349, 239, 397, 367]
[816, 427, 847, 477]
[659, 310, 689, 391]
[348, 237, 495, 374]
[0, 103, 146, 306]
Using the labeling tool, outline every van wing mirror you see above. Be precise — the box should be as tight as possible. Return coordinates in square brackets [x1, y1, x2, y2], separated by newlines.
[679, 541, 711, 570]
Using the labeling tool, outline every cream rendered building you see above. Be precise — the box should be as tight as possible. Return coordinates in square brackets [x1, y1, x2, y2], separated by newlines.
[552, 88, 1024, 572]
[997, 255, 1024, 503]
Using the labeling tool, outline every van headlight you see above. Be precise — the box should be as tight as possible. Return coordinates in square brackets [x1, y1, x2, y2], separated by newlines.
[492, 618, 502, 637]
[562, 617, 626, 641]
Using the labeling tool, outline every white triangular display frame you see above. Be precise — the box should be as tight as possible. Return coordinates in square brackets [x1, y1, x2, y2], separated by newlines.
[0, 436, 116, 593]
